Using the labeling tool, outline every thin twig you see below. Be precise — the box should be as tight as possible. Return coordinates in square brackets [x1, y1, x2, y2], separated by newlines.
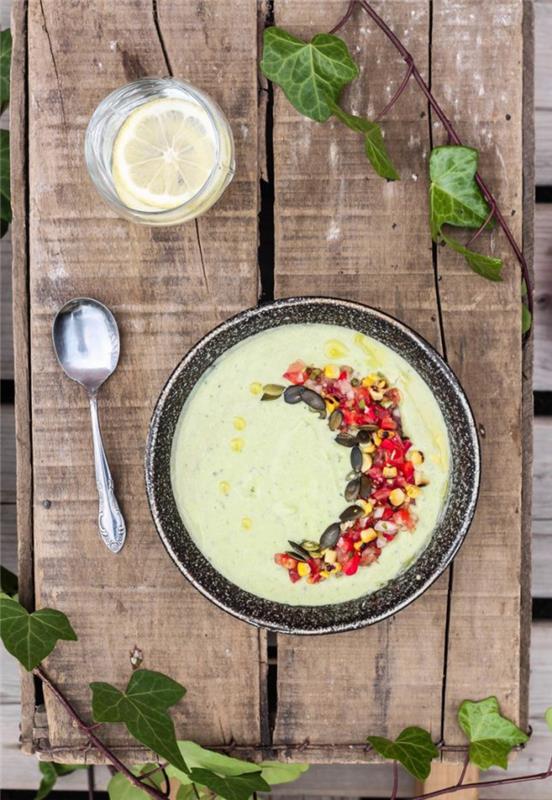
[34, 667, 167, 800]
[466, 202, 496, 247]
[87, 765, 95, 800]
[390, 761, 399, 800]
[408, 765, 552, 800]
[456, 753, 470, 786]
[332, 0, 533, 322]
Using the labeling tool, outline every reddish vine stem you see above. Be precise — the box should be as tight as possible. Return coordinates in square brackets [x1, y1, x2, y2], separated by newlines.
[34, 667, 167, 800]
[390, 761, 399, 800]
[456, 753, 470, 786]
[330, 0, 533, 322]
[374, 62, 414, 122]
[466, 202, 496, 247]
[408, 764, 552, 800]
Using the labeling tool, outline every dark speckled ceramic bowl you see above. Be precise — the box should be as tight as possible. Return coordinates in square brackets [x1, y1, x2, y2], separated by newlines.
[145, 297, 480, 634]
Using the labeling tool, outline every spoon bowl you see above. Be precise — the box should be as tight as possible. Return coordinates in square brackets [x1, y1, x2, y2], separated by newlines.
[52, 298, 120, 394]
[52, 297, 126, 554]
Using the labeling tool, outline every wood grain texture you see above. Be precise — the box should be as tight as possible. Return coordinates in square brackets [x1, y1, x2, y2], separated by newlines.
[534, 204, 552, 391]
[22, 0, 263, 756]
[417, 763, 479, 800]
[272, 0, 449, 750]
[430, 0, 530, 743]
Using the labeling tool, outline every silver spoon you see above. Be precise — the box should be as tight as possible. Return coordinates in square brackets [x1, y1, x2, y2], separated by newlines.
[52, 298, 126, 553]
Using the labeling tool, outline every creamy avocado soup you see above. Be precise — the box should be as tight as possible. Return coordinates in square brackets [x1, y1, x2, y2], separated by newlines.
[171, 324, 449, 606]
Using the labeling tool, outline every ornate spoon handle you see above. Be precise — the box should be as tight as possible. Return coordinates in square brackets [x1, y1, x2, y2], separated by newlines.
[89, 395, 126, 553]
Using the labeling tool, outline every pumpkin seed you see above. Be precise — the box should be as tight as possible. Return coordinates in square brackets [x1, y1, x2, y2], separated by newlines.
[283, 385, 305, 404]
[302, 540, 321, 552]
[288, 540, 311, 559]
[360, 474, 373, 499]
[335, 432, 357, 448]
[286, 550, 307, 563]
[357, 426, 377, 443]
[301, 388, 326, 413]
[339, 505, 364, 523]
[344, 477, 361, 502]
[320, 522, 341, 549]
[350, 445, 362, 472]
[261, 383, 285, 401]
[328, 408, 343, 431]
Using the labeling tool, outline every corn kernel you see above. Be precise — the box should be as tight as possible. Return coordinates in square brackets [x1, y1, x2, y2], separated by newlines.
[219, 480, 231, 496]
[408, 450, 424, 465]
[406, 484, 421, 499]
[353, 540, 364, 550]
[361, 528, 378, 543]
[320, 570, 330, 579]
[358, 499, 373, 515]
[233, 416, 246, 431]
[389, 488, 406, 507]
[241, 516, 252, 530]
[325, 397, 339, 413]
[361, 442, 376, 454]
[324, 363, 341, 379]
[369, 388, 384, 401]
[324, 549, 337, 565]
[372, 433, 382, 447]
[297, 561, 311, 577]
[362, 453, 373, 471]
[249, 382, 262, 395]
[383, 466, 398, 478]
[333, 563, 342, 573]
[324, 339, 348, 359]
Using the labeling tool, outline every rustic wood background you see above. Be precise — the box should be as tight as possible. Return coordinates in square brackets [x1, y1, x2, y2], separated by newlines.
[1, 0, 551, 797]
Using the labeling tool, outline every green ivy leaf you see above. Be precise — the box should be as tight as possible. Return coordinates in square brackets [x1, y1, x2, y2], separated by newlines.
[107, 764, 163, 800]
[258, 760, 310, 785]
[441, 233, 503, 282]
[0, 129, 11, 227]
[188, 768, 270, 800]
[90, 669, 187, 772]
[331, 104, 399, 180]
[458, 696, 529, 769]
[168, 741, 261, 780]
[367, 726, 438, 780]
[0, 28, 11, 112]
[545, 707, 552, 731]
[0, 564, 18, 597]
[260, 27, 358, 122]
[521, 303, 532, 335]
[35, 762, 86, 800]
[429, 145, 490, 240]
[0, 596, 77, 670]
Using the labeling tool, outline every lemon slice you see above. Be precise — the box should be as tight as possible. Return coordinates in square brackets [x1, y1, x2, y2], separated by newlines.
[112, 97, 216, 211]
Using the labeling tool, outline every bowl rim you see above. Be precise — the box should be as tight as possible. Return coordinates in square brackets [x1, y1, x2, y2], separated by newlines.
[145, 296, 481, 634]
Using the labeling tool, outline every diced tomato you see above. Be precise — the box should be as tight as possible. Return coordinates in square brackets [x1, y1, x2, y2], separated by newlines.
[382, 506, 394, 520]
[275, 553, 297, 570]
[401, 460, 415, 481]
[372, 487, 391, 501]
[380, 416, 397, 431]
[343, 554, 360, 575]
[283, 360, 307, 385]
[394, 508, 415, 530]
[308, 557, 320, 576]
[383, 533, 396, 541]
[337, 535, 354, 553]
[360, 548, 378, 566]
[288, 569, 300, 583]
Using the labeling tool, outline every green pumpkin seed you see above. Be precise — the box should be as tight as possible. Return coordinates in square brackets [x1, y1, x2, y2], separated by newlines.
[360, 473, 373, 499]
[261, 383, 285, 401]
[286, 550, 307, 562]
[302, 540, 321, 552]
[328, 408, 343, 431]
[357, 427, 377, 443]
[288, 540, 310, 559]
[335, 432, 357, 448]
[301, 388, 326, 413]
[320, 522, 341, 549]
[350, 445, 362, 472]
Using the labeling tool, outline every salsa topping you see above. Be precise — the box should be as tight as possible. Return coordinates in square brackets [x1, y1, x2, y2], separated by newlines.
[260, 361, 429, 585]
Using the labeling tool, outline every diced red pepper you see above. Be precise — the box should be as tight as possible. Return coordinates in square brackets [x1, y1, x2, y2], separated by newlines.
[394, 508, 415, 530]
[382, 506, 394, 520]
[288, 569, 300, 583]
[275, 553, 297, 570]
[372, 487, 391, 501]
[380, 416, 397, 431]
[337, 535, 354, 553]
[401, 460, 415, 481]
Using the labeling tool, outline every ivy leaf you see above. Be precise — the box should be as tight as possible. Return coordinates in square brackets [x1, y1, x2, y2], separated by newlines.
[458, 696, 529, 769]
[35, 762, 86, 800]
[168, 741, 261, 780]
[188, 768, 270, 800]
[0, 564, 18, 597]
[107, 764, 163, 800]
[0, 129, 11, 227]
[258, 760, 310, 784]
[260, 27, 358, 122]
[0, 596, 77, 670]
[90, 669, 187, 772]
[521, 279, 532, 334]
[429, 145, 491, 240]
[367, 726, 438, 780]
[545, 707, 552, 731]
[441, 233, 503, 282]
[331, 104, 399, 180]
[0, 28, 11, 112]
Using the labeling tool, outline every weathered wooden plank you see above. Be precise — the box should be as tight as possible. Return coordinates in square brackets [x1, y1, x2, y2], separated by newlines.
[430, 0, 529, 742]
[535, 0, 552, 185]
[1, 231, 13, 380]
[534, 418, 552, 521]
[22, 0, 262, 756]
[1, 402, 15, 502]
[271, 0, 449, 750]
[534, 204, 552, 391]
